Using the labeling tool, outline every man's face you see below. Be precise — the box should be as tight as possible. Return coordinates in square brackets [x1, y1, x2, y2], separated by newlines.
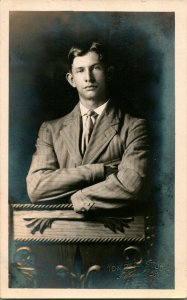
[66, 51, 107, 106]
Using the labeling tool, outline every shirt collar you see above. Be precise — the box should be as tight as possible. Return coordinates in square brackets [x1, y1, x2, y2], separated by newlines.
[80, 100, 109, 117]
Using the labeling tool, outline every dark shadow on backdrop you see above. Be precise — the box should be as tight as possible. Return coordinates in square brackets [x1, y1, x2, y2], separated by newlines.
[35, 24, 162, 120]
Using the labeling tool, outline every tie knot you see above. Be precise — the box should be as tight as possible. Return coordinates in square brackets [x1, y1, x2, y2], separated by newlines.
[86, 110, 98, 118]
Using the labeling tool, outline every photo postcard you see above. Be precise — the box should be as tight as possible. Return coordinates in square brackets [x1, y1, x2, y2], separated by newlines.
[0, 0, 187, 298]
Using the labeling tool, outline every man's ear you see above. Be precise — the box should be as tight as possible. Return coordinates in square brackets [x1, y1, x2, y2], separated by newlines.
[66, 72, 76, 88]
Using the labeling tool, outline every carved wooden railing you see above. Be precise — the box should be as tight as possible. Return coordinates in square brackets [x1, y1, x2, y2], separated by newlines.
[9, 203, 154, 288]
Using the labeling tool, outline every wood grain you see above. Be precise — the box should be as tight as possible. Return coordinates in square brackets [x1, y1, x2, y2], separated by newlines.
[13, 210, 145, 243]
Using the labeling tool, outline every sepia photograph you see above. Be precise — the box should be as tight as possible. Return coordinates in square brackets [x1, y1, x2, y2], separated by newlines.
[0, 0, 187, 298]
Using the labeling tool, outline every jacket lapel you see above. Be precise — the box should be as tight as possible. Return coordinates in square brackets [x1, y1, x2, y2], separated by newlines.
[82, 104, 121, 164]
[60, 104, 83, 165]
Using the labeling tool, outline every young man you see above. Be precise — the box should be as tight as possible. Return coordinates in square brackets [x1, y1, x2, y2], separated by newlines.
[26, 41, 149, 213]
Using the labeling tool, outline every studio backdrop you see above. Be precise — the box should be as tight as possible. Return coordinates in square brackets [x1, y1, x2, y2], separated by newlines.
[9, 11, 174, 288]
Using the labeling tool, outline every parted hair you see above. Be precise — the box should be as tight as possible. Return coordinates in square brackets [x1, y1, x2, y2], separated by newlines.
[67, 41, 109, 71]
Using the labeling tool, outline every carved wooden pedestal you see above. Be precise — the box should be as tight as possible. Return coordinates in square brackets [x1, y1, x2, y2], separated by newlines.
[9, 204, 154, 288]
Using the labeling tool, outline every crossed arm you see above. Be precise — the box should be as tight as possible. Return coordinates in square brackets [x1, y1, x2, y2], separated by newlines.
[26, 118, 149, 212]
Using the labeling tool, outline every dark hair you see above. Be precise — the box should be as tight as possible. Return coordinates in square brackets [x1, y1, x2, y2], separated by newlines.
[67, 41, 108, 71]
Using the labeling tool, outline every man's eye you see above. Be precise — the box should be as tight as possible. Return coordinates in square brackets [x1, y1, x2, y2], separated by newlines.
[94, 65, 101, 70]
[76, 69, 84, 73]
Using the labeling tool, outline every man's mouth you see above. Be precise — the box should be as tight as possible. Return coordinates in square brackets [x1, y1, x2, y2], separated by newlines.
[84, 85, 97, 90]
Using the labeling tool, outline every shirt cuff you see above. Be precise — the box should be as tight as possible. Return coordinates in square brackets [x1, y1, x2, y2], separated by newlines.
[71, 190, 94, 213]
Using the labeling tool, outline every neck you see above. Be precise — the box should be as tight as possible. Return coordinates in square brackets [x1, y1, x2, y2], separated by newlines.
[79, 97, 108, 110]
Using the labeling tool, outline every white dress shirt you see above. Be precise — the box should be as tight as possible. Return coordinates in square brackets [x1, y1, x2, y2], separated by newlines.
[80, 100, 109, 128]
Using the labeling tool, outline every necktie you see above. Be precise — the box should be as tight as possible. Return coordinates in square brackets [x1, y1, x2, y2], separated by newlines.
[81, 110, 98, 155]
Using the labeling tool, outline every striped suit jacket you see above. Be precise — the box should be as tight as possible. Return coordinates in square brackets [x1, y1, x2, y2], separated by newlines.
[26, 101, 150, 212]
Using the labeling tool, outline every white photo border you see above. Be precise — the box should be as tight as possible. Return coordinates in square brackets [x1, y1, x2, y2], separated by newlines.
[0, 0, 187, 298]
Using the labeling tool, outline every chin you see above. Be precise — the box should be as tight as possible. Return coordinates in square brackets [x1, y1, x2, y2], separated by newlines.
[84, 92, 98, 100]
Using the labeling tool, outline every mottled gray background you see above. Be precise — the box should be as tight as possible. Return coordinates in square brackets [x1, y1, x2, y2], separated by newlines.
[9, 12, 174, 288]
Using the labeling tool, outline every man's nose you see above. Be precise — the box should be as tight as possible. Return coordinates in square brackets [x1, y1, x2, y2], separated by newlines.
[85, 68, 94, 82]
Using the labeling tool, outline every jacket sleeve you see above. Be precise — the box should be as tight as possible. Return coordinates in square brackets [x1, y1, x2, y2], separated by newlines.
[26, 122, 105, 202]
[71, 118, 150, 212]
